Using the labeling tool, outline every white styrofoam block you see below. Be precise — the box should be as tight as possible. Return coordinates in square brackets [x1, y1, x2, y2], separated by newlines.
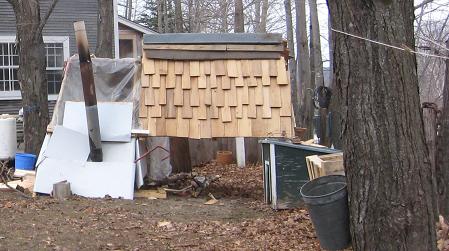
[63, 101, 133, 142]
[44, 126, 90, 162]
[102, 140, 135, 163]
[135, 139, 148, 188]
[34, 158, 135, 199]
[36, 133, 51, 166]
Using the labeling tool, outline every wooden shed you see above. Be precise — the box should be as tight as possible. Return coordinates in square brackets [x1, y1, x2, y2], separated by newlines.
[139, 33, 293, 139]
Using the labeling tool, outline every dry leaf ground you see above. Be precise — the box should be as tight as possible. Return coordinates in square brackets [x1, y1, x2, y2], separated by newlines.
[0, 164, 320, 250]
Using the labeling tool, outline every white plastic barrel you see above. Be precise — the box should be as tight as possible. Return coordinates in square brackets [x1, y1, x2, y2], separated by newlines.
[0, 115, 17, 159]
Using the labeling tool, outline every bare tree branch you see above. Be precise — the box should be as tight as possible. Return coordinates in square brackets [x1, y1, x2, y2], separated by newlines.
[36, 0, 60, 37]
[415, 0, 434, 10]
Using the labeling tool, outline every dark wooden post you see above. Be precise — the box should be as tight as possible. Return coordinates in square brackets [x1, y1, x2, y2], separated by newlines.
[74, 21, 103, 162]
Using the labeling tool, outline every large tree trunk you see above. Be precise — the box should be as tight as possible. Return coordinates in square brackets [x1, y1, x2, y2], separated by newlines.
[234, 0, 244, 33]
[295, 0, 313, 139]
[284, 0, 299, 127]
[254, 0, 261, 32]
[328, 0, 437, 250]
[436, 40, 449, 219]
[157, 0, 164, 33]
[220, 0, 228, 32]
[96, 0, 114, 58]
[8, 0, 58, 155]
[309, 0, 324, 88]
[174, 0, 183, 32]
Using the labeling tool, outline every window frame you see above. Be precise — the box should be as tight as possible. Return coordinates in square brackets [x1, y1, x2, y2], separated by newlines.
[0, 35, 69, 100]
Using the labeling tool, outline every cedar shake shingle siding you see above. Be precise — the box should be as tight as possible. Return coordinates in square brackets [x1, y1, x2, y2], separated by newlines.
[0, 0, 100, 55]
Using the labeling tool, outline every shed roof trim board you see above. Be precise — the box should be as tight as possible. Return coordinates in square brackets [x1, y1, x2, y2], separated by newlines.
[143, 33, 283, 45]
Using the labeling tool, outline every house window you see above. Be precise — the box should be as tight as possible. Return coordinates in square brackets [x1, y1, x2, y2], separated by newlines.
[0, 36, 69, 99]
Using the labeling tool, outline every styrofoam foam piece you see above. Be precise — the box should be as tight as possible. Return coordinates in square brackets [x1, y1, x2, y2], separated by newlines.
[0, 117, 17, 159]
[34, 158, 135, 199]
[102, 140, 135, 163]
[135, 139, 148, 188]
[63, 101, 133, 142]
[44, 126, 90, 162]
[36, 133, 51, 166]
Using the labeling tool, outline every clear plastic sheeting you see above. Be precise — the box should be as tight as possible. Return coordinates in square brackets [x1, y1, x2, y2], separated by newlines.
[49, 55, 142, 131]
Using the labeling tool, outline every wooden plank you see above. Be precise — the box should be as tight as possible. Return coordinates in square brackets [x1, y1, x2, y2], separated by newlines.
[252, 60, 263, 77]
[212, 84, 225, 107]
[254, 81, 264, 105]
[280, 84, 292, 117]
[139, 89, 147, 118]
[189, 108, 201, 139]
[166, 61, 176, 88]
[145, 50, 282, 60]
[143, 33, 283, 45]
[222, 106, 232, 122]
[166, 118, 177, 136]
[210, 63, 217, 88]
[174, 76, 183, 106]
[182, 71, 190, 90]
[198, 75, 207, 89]
[158, 60, 168, 75]
[198, 89, 208, 120]
[165, 89, 177, 118]
[200, 118, 212, 138]
[159, 75, 167, 105]
[238, 106, 252, 137]
[267, 108, 281, 136]
[210, 105, 219, 119]
[205, 81, 212, 106]
[241, 85, 249, 105]
[144, 44, 227, 51]
[226, 44, 284, 52]
[252, 106, 266, 136]
[246, 76, 257, 87]
[241, 60, 251, 77]
[174, 61, 184, 75]
[235, 76, 244, 87]
[143, 57, 155, 75]
[227, 60, 239, 77]
[141, 74, 150, 87]
[211, 110, 225, 137]
[227, 81, 238, 107]
[262, 86, 271, 118]
[201, 61, 211, 75]
[277, 59, 288, 85]
[190, 61, 200, 77]
[140, 118, 148, 131]
[221, 76, 231, 90]
[152, 73, 160, 88]
[190, 77, 200, 107]
[248, 97, 257, 119]
[261, 60, 270, 86]
[214, 60, 226, 76]
[182, 90, 193, 118]
[156, 111, 166, 135]
[268, 60, 278, 77]
[148, 117, 157, 136]
[150, 103, 162, 118]
[145, 86, 155, 106]
[224, 108, 238, 136]
[280, 116, 293, 138]
[177, 108, 189, 137]
[270, 77, 282, 108]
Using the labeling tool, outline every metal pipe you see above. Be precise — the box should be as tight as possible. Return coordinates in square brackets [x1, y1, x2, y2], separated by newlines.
[74, 21, 103, 162]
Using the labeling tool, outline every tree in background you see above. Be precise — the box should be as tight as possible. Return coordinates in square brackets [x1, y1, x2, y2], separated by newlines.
[328, 0, 437, 249]
[6, 0, 59, 155]
[234, 0, 245, 32]
[96, 0, 115, 58]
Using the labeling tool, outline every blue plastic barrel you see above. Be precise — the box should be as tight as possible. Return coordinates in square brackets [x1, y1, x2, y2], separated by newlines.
[15, 153, 37, 170]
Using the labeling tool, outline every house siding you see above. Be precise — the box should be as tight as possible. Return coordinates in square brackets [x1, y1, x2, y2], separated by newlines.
[0, 0, 100, 55]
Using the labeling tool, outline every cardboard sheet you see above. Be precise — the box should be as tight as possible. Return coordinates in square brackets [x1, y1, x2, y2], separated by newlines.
[63, 101, 133, 142]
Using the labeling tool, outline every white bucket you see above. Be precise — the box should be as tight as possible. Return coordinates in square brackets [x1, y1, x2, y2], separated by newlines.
[0, 115, 17, 159]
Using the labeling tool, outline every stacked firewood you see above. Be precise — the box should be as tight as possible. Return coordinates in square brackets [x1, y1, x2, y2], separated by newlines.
[437, 215, 449, 251]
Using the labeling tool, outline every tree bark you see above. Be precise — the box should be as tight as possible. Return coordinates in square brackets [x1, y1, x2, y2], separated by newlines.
[309, 0, 324, 88]
[220, 0, 228, 32]
[127, 0, 133, 19]
[157, 0, 164, 33]
[328, 0, 437, 250]
[234, 0, 244, 33]
[254, 0, 261, 32]
[295, 0, 313, 139]
[174, 0, 183, 32]
[436, 40, 449, 219]
[7, 0, 59, 155]
[259, 0, 268, 33]
[96, 0, 114, 58]
[284, 0, 299, 127]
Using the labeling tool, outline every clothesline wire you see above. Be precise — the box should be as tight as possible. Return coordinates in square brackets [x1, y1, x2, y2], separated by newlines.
[331, 28, 449, 60]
